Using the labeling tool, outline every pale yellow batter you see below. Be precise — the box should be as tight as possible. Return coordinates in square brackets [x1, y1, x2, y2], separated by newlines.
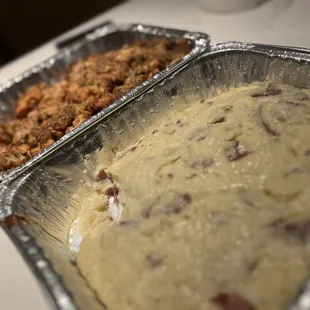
[75, 82, 310, 310]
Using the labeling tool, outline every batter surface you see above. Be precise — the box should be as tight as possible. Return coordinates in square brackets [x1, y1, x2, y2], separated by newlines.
[75, 82, 310, 310]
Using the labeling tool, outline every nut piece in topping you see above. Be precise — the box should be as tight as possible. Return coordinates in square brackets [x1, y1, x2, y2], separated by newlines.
[15, 85, 44, 118]
[0, 151, 28, 171]
[211, 293, 256, 310]
[0, 125, 12, 144]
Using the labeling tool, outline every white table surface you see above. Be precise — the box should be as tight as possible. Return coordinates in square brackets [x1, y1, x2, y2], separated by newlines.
[0, 0, 310, 309]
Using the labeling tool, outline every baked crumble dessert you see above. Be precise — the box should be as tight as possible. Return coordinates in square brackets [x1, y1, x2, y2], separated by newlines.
[71, 82, 310, 310]
[0, 38, 189, 171]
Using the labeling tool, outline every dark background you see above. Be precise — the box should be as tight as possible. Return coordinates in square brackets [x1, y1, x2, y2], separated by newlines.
[0, 0, 123, 66]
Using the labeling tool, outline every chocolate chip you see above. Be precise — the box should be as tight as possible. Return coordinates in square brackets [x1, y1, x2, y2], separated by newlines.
[107, 172, 114, 183]
[140, 196, 160, 219]
[208, 211, 227, 224]
[104, 186, 119, 197]
[146, 252, 163, 268]
[224, 105, 233, 112]
[188, 128, 207, 141]
[251, 83, 282, 98]
[285, 101, 306, 107]
[246, 258, 260, 273]
[162, 193, 191, 215]
[189, 158, 214, 169]
[268, 218, 285, 228]
[211, 293, 256, 310]
[196, 135, 205, 141]
[258, 104, 280, 136]
[97, 169, 107, 180]
[119, 220, 140, 228]
[284, 222, 310, 242]
[269, 218, 310, 243]
[226, 141, 249, 161]
[141, 193, 192, 219]
[211, 116, 226, 124]
[167, 173, 174, 179]
[183, 193, 191, 203]
[301, 93, 310, 100]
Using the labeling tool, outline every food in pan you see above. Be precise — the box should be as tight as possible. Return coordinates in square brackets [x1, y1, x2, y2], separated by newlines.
[0, 38, 189, 172]
[71, 82, 310, 310]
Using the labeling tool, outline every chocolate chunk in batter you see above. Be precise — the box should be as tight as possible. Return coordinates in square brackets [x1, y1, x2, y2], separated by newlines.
[226, 141, 249, 161]
[246, 258, 260, 273]
[211, 293, 256, 310]
[284, 221, 310, 242]
[118, 220, 140, 228]
[189, 158, 214, 169]
[141, 193, 192, 219]
[104, 186, 119, 197]
[258, 104, 280, 136]
[211, 116, 226, 124]
[285, 101, 307, 107]
[269, 218, 310, 243]
[162, 193, 192, 215]
[97, 169, 107, 180]
[146, 253, 163, 268]
[188, 128, 207, 142]
[251, 83, 282, 98]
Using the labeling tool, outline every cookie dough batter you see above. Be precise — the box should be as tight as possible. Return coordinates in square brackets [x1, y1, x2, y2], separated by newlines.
[75, 82, 310, 310]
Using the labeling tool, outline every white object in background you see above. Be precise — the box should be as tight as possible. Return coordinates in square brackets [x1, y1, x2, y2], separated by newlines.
[197, 0, 268, 13]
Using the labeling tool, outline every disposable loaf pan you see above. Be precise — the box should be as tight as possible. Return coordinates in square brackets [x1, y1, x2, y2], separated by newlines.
[2, 42, 310, 310]
[0, 22, 210, 182]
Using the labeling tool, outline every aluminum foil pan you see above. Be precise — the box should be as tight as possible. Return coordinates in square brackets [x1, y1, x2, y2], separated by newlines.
[0, 22, 210, 183]
[2, 42, 310, 310]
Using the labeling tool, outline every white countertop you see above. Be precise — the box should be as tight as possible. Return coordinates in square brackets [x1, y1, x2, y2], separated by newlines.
[0, 0, 310, 309]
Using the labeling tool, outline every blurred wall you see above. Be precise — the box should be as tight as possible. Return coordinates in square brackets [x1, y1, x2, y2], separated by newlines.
[0, 0, 123, 66]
